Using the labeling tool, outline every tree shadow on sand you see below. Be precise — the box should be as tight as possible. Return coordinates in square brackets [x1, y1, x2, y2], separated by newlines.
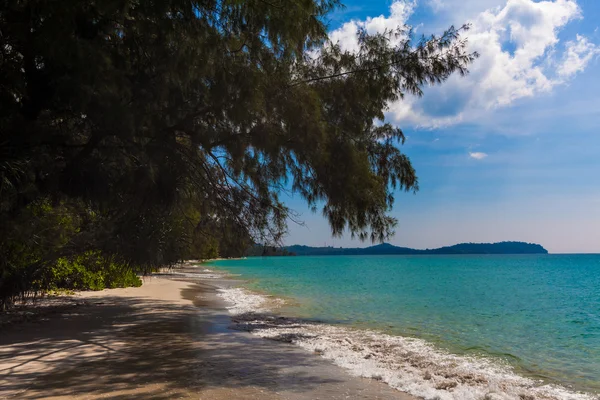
[0, 284, 343, 400]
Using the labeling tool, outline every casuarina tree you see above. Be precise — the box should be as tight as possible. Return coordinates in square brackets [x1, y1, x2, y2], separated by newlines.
[0, 0, 476, 306]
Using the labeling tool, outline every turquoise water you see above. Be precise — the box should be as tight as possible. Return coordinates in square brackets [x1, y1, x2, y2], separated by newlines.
[210, 255, 600, 394]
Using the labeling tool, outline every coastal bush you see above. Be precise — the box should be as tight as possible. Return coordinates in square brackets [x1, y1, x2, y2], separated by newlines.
[102, 263, 143, 289]
[48, 257, 106, 291]
[0, 199, 82, 309]
[0, 201, 142, 308]
[46, 253, 142, 292]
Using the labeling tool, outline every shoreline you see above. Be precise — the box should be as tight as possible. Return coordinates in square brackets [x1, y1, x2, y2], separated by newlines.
[2, 261, 596, 400]
[205, 262, 598, 400]
[0, 264, 415, 400]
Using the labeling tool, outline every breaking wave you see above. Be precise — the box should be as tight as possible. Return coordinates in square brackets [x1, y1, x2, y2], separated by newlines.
[217, 286, 597, 400]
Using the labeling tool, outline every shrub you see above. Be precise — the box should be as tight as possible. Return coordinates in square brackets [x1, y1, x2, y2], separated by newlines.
[46, 252, 142, 292]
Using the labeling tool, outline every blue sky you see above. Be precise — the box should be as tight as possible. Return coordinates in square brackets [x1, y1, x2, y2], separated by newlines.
[284, 0, 600, 253]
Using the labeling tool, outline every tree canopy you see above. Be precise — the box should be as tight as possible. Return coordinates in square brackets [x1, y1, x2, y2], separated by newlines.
[0, 0, 476, 307]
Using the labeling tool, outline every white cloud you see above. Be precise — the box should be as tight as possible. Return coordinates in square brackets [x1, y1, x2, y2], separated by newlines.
[558, 34, 600, 77]
[426, 0, 506, 23]
[329, 19, 362, 53]
[329, 0, 416, 52]
[427, 0, 445, 12]
[469, 152, 489, 160]
[328, 0, 599, 129]
[463, 0, 580, 107]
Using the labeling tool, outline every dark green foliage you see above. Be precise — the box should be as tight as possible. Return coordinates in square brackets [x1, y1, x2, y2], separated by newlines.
[246, 245, 296, 257]
[185, 212, 254, 259]
[0, 200, 144, 308]
[0, 0, 476, 308]
[47, 253, 142, 291]
[0, 199, 83, 308]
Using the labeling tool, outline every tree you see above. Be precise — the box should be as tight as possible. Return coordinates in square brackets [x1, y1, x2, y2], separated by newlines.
[0, 0, 476, 305]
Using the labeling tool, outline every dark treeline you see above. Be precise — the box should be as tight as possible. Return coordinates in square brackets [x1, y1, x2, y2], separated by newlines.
[282, 241, 548, 256]
[0, 0, 476, 309]
[246, 245, 296, 257]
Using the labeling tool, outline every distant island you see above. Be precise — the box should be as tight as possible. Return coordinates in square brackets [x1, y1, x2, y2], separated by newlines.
[247, 241, 548, 256]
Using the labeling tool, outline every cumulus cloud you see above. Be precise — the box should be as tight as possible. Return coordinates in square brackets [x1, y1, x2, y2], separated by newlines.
[329, 0, 416, 52]
[328, 0, 600, 128]
[469, 152, 489, 160]
[558, 34, 600, 77]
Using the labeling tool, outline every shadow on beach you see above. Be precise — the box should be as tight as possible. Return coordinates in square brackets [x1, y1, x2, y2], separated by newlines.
[0, 280, 407, 400]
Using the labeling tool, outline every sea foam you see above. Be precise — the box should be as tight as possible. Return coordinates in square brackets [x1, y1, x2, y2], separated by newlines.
[217, 286, 597, 400]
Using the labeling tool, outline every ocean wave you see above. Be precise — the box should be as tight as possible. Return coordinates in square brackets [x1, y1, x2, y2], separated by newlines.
[160, 271, 228, 279]
[218, 287, 284, 315]
[216, 286, 597, 400]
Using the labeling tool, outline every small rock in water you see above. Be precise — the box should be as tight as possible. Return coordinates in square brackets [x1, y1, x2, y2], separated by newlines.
[435, 380, 458, 390]
[518, 395, 535, 400]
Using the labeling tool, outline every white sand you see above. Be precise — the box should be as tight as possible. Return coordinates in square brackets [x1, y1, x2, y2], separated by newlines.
[0, 273, 415, 400]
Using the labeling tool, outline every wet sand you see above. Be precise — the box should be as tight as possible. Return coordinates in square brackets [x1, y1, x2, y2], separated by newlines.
[0, 273, 415, 399]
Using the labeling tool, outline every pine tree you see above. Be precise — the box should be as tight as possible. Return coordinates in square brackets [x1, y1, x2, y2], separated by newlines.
[0, 0, 476, 305]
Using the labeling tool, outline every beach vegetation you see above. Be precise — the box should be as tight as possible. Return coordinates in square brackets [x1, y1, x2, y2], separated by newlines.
[0, 0, 475, 308]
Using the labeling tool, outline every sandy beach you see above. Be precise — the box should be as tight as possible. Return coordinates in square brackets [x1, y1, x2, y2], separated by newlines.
[0, 265, 415, 400]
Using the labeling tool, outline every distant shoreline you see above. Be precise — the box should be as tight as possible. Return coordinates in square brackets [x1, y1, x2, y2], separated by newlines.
[249, 241, 549, 257]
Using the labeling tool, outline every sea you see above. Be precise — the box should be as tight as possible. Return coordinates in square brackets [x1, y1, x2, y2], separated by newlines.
[207, 254, 600, 400]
